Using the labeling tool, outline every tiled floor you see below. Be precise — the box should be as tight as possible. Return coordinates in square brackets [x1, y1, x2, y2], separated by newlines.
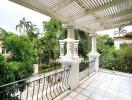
[62, 71, 132, 100]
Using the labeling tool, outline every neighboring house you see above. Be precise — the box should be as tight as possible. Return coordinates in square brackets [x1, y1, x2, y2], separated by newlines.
[0, 40, 10, 58]
[113, 32, 132, 49]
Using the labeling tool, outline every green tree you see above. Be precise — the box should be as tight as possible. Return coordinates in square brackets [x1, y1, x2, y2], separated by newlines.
[0, 54, 15, 85]
[118, 44, 132, 60]
[75, 29, 91, 59]
[42, 19, 65, 66]
[3, 33, 35, 77]
[0, 28, 8, 40]
[97, 35, 115, 58]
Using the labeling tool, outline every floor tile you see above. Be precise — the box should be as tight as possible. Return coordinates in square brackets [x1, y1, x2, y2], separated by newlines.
[69, 91, 79, 98]
[62, 71, 132, 100]
[74, 94, 88, 100]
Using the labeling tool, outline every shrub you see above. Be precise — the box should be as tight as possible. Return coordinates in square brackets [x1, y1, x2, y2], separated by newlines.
[0, 54, 15, 85]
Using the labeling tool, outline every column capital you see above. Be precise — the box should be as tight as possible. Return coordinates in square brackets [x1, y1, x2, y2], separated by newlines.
[59, 40, 65, 44]
[64, 21, 75, 29]
[66, 25, 75, 39]
[67, 25, 75, 29]
[89, 33, 97, 37]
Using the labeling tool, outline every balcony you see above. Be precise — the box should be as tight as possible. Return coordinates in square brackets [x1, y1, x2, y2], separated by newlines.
[0, 58, 131, 100]
[1, 0, 132, 99]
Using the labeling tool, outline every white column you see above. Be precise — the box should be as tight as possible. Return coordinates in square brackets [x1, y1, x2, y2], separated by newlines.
[59, 25, 80, 90]
[91, 34, 97, 53]
[66, 26, 75, 56]
[59, 40, 65, 57]
[73, 40, 79, 56]
[0, 41, 2, 54]
[87, 33, 100, 72]
[33, 64, 38, 74]
[67, 26, 75, 39]
[67, 26, 80, 90]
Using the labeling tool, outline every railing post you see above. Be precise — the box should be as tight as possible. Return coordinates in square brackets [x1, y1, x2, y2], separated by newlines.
[87, 33, 100, 73]
[33, 64, 38, 74]
[73, 40, 79, 56]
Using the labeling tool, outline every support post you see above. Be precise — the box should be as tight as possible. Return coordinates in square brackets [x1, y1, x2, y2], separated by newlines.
[33, 64, 38, 74]
[66, 26, 75, 56]
[87, 33, 100, 73]
[59, 40, 65, 57]
[0, 42, 2, 54]
[59, 25, 80, 90]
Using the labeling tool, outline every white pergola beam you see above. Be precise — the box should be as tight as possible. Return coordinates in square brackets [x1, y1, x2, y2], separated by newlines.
[100, 8, 132, 19]
[80, 10, 132, 26]
[70, 0, 126, 21]
[52, 0, 75, 11]
[105, 22, 132, 29]
[102, 14, 132, 24]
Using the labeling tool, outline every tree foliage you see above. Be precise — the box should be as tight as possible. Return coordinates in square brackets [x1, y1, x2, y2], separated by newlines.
[42, 19, 66, 66]
[75, 29, 91, 58]
[0, 54, 15, 85]
[3, 33, 34, 78]
[98, 35, 132, 73]
[117, 44, 132, 60]
[97, 35, 115, 58]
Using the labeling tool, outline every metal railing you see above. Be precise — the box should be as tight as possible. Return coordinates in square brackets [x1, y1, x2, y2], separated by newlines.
[99, 58, 132, 74]
[0, 67, 71, 100]
[79, 59, 96, 81]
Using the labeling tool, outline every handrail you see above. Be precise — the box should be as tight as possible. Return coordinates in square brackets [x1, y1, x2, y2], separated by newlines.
[99, 58, 132, 73]
[0, 67, 71, 100]
[79, 58, 96, 81]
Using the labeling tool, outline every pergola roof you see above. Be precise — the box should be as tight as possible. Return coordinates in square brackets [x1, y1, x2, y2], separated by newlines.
[10, 0, 132, 33]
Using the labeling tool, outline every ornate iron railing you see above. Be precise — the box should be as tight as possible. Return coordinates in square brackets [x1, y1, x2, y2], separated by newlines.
[99, 58, 132, 74]
[0, 67, 70, 100]
[79, 59, 96, 81]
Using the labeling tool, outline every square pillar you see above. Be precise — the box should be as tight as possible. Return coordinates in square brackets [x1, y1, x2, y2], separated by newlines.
[33, 64, 38, 74]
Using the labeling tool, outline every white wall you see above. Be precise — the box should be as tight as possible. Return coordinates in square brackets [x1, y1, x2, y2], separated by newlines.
[114, 40, 132, 49]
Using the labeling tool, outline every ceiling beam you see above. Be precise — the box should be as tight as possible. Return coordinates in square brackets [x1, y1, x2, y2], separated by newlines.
[98, 8, 132, 19]
[102, 15, 132, 24]
[75, 0, 87, 10]
[105, 21, 132, 29]
[103, 18, 132, 26]
[96, 9, 132, 24]
[70, 0, 126, 21]
[79, 12, 132, 26]
[52, 0, 75, 11]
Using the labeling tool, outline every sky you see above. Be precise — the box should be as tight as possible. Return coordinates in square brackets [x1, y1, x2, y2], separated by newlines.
[0, 0, 50, 34]
[0, 0, 132, 37]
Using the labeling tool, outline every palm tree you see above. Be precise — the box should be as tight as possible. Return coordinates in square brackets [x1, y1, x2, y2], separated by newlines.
[26, 21, 40, 40]
[16, 18, 40, 40]
[16, 17, 27, 34]
[0, 28, 8, 40]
